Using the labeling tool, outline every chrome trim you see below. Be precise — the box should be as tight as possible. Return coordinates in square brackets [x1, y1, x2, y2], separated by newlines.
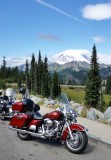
[65, 121, 74, 140]
[9, 125, 46, 138]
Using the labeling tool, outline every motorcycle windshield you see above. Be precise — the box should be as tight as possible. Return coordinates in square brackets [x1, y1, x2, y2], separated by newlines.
[57, 92, 75, 115]
[58, 92, 69, 104]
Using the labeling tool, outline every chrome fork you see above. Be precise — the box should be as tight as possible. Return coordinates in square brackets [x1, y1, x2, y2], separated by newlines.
[65, 121, 74, 140]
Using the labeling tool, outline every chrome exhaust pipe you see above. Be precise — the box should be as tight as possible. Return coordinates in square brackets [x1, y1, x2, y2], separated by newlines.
[4, 115, 13, 118]
[9, 125, 45, 138]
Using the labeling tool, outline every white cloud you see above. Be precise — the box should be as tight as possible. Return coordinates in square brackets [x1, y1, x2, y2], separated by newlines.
[0, 56, 31, 67]
[93, 36, 106, 43]
[98, 53, 111, 64]
[82, 3, 111, 20]
[35, 0, 82, 22]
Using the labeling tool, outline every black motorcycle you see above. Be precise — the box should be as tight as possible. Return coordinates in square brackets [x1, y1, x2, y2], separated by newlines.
[0, 95, 14, 120]
[0, 92, 4, 113]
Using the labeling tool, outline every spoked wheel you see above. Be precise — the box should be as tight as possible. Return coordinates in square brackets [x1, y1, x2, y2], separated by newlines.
[65, 131, 88, 154]
[17, 131, 31, 140]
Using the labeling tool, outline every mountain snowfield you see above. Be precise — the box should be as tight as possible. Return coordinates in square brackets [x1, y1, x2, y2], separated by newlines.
[49, 49, 91, 64]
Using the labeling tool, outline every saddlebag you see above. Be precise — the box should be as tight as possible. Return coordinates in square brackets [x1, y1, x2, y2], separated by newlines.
[9, 113, 32, 128]
[12, 99, 35, 112]
[12, 101, 24, 112]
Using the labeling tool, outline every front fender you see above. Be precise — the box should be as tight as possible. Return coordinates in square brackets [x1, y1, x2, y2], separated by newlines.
[62, 123, 87, 141]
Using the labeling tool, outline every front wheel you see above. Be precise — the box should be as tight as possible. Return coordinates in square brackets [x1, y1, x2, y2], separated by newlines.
[17, 131, 31, 140]
[65, 131, 88, 154]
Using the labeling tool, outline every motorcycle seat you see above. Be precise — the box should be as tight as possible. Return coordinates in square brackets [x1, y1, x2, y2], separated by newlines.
[33, 111, 43, 120]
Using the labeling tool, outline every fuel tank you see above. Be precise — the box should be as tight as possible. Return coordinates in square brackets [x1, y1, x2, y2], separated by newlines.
[44, 110, 63, 121]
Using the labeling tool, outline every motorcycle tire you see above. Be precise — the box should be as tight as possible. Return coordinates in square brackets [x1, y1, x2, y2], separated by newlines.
[65, 131, 88, 154]
[17, 131, 31, 140]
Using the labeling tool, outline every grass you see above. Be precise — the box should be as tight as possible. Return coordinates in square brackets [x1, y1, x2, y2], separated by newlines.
[61, 87, 85, 104]
[104, 94, 111, 106]
[61, 86, 111, 107]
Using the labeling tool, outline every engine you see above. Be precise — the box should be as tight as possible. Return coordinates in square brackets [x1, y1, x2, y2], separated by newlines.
[43, 118, 59, 137]
[44, 118, 54, 127]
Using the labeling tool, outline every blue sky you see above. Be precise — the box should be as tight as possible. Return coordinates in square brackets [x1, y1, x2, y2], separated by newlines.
[0, 0, 111, 66]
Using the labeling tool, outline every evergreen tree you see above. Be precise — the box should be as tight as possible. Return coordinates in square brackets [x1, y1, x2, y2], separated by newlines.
[17, 67, 25, 88]
[30, 53, 36, 94]
[58, 83, 61, 94]
[35, 61, 38, 94]
[108, 96, 111, 106]
[25, 59, 31, 92]
[51, 71, 60, 98]
[5, 67, 12, 81]
[37, 50, 43, 94]
[97, 83, 106, 111]
[1, 56, 6, 79]
[47, 72, 52, 96]
[18, 73, 21, 89]
[41, 72, 48, 97]
[105, 75, 111, 94]
[85, 44, 101, 109]
[41, 56, 50, 97]
[20, 67, 25, 83]
[12, 66, 19, 82]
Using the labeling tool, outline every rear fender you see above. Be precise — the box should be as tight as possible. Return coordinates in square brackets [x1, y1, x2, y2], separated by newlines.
[62, 123, 87, 141]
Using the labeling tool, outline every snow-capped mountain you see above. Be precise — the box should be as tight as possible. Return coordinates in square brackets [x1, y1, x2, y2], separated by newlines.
[49, 49, 91, 64]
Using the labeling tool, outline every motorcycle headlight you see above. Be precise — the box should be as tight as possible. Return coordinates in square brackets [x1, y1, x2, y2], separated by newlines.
[67, 113, 73, 120]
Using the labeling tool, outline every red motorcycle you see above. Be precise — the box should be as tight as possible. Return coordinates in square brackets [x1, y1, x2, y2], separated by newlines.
[9, 93, 88, 154]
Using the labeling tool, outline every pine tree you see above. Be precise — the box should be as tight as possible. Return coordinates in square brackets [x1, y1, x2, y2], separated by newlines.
[17, 67, 25, 87]
[18, 73, 21, 89]
[20, 67, 25, 83]
[30, 53, 36, 94]
[37, 50, 43, 94]
[98, 83, 106, 111]
[25, 59, 31, 92]
[41, 72, 48, 97]
[41, 56, 50, 97]
[1, 56, 6, 80]
[85, 44, 101, 109]
[5, 66, 11, 81]
[58, 83, 61, 94]
[35, 61, 38, 94]
[51, 71, 60, 98]
[105, 75, 111, 94]
[12, 66, 19, 82]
